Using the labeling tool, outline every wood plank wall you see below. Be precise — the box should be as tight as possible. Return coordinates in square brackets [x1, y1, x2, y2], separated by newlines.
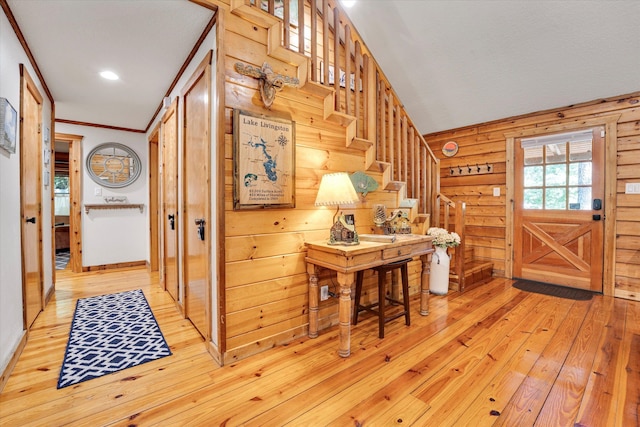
[424, 92, 640, 302]
[221, 4, 420, 362]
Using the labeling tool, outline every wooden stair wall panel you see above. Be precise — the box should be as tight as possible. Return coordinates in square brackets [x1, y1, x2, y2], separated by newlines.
[234, 0, 441, 216]
[425, 91, 640, 301]
[221, 1, 440, 362]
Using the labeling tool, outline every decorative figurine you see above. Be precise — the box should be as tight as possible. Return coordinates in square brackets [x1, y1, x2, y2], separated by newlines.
[329, 213, 359, 245]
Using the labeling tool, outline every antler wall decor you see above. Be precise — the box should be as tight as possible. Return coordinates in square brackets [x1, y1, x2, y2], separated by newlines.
[235, 62, 299, 108]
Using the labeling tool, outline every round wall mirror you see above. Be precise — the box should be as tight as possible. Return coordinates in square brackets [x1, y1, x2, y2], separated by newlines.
[86, 142, 142, 188]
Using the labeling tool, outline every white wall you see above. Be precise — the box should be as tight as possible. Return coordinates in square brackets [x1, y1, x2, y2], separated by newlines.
[0, 10, 53, 374]
[55, 123, 148, 267]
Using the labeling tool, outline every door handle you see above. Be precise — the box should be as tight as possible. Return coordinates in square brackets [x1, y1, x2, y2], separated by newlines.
[25, 216, 36, 224]
[593, 214, 602, 221]
[168, 214, 175, 230]
[195, 218, 205, 241]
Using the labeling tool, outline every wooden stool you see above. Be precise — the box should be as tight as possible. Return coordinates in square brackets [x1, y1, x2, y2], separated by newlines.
[353, 258, 412, 338]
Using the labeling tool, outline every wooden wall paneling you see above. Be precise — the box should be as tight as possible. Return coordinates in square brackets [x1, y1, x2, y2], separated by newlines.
[226, 292, 308, 337]
[226, 13, 269, 45]
[505, 134, 514, 279]
[225, 231, 325, 262]
[225, 273, 309, 312]
[425, 92, 640, 300]
[604, 118, 619, 297]
[617, 136, 640, 152]
[618, 165, 640, 180]
[226, 250, 307, 289]
[225, 318, 309, 358]
[222, 8, 390, 358]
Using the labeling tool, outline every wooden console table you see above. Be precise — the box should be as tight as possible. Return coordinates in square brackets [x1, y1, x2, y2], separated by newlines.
[305, 234, 434, 357]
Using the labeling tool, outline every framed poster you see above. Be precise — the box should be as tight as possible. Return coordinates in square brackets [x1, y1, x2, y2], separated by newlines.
[0, 98, 18, 154]
[233, 109, 295, 210]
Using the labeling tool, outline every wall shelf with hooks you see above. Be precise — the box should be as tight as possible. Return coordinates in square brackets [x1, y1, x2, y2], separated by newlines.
[449, 163, 493, 177]
[84, 204, 144, 214]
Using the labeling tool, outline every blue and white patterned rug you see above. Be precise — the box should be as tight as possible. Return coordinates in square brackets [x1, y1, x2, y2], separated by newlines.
[55, 249, 70, 270]
[57, 289, 172, 389]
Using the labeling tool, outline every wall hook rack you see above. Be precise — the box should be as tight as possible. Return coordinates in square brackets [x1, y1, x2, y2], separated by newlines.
[449, 163, 494, 177]
[84, 204, 144, 214]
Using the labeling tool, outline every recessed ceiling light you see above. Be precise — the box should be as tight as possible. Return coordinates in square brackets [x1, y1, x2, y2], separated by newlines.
[99, 70, 119, 81]
[341, 0, 356, 7]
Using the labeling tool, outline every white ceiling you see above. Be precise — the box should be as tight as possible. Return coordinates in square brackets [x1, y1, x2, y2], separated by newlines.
[343, 0, 640, 133]
[7, 0, 214, 131]
[5, 0, 639, 134]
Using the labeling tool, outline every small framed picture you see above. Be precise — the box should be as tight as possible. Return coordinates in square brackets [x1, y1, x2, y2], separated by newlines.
[344, 214, 355, 225]
[442, 140, 459, 157]
[0, 98, 18, 154]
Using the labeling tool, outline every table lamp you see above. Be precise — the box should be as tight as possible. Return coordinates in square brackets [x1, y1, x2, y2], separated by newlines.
[315, 172, 360, 245]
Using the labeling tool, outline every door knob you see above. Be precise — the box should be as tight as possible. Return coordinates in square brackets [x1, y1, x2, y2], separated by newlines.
[195, 218, 205, 241]
[168, 214, 175, 230]
[25, 216, 36, 224]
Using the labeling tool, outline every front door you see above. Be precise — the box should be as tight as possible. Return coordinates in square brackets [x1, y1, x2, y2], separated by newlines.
[20, 66, 44, 328]
[182, 53, 212, 339]
[514, 127, 605, 291]
[162, 98, 180, 302]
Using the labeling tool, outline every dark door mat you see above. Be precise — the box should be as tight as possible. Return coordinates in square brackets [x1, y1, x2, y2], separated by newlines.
[513, 279, 594, 301]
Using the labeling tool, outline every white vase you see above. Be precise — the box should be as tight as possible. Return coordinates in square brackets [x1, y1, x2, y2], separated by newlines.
[430, 246, 450, 295]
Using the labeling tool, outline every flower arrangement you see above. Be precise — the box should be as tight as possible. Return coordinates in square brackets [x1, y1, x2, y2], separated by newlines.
[427, 227, 461, 249]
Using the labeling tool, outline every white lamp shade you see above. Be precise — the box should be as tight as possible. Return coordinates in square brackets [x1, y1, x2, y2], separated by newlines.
[314, 172, 359, 206]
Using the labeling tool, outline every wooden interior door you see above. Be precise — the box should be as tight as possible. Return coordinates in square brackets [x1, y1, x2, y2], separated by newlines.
[55, 133, 83, 273]
[162, 99, 179, 302]
[20, 66, 44, 328]
[182, 53, 211, 339]
[148, 126, 159, 272]
[514, 127, 605, 291]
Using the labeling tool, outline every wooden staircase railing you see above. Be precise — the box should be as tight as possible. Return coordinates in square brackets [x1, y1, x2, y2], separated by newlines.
[435, 193, 465, 291]
[249, 0, 440, 217]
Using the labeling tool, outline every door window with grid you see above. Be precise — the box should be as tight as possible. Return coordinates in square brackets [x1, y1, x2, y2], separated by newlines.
[521, 129, 594, 211]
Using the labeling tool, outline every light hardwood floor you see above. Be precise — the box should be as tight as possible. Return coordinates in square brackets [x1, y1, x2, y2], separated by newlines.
[0, 267, 638, 426]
